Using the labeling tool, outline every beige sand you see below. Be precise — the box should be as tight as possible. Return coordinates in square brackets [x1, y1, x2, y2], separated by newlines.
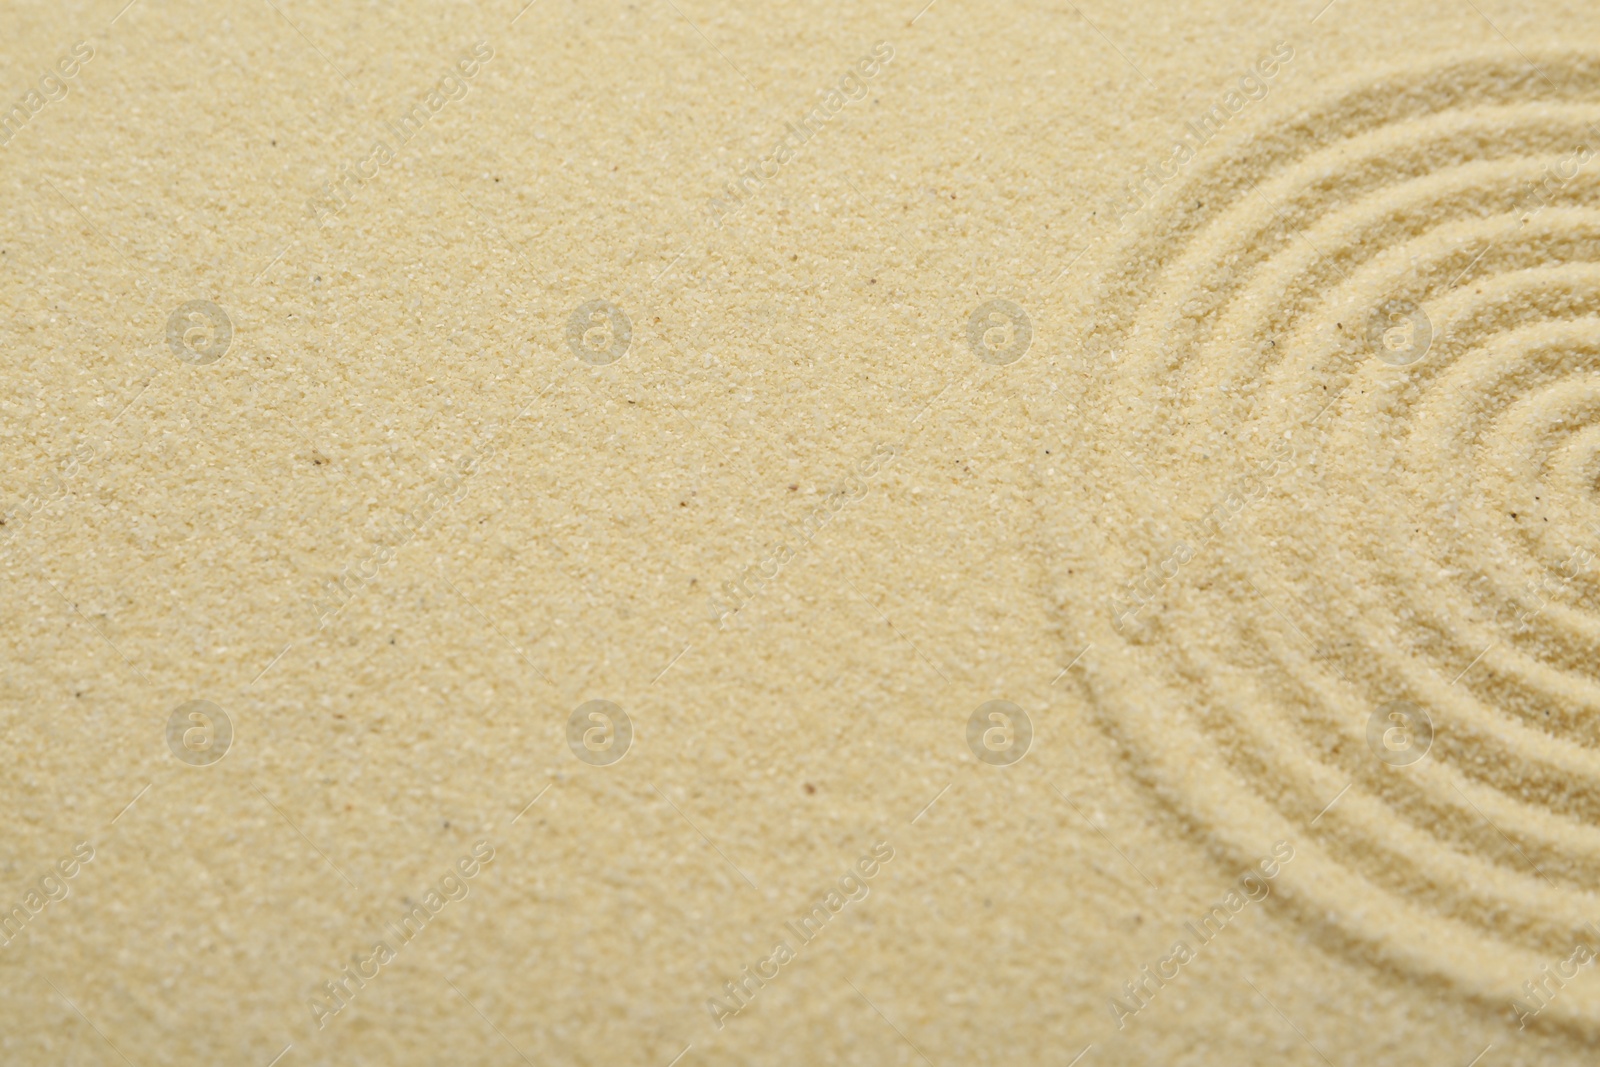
[3, 0, 1599, 1063]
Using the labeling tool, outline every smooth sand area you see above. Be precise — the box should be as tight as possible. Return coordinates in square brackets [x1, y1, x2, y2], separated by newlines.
[3, 0, 1599, 1063]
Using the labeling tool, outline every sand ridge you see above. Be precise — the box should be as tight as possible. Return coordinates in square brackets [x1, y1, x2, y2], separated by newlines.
[1057, 47, 1600, 1038]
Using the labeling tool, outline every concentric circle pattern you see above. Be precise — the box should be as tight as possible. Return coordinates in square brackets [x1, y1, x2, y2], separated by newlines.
[1068, 52, 1600, 1028]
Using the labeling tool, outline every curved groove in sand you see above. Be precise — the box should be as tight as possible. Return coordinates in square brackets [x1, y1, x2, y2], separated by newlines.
[1068, 51, 1600, 1031]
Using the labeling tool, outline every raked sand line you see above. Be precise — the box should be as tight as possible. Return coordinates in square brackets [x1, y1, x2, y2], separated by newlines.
[1059, 51, 1600, 1033]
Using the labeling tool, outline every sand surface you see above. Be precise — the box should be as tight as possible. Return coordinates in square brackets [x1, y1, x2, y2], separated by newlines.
[3, 0, 1600, 1063]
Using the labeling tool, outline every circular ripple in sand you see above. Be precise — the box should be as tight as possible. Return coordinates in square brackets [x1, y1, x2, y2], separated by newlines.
[1062, 53, 1600, 1029]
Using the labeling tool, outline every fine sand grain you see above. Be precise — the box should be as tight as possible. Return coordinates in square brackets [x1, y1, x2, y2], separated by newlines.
[3, 0, 1599, 1064]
